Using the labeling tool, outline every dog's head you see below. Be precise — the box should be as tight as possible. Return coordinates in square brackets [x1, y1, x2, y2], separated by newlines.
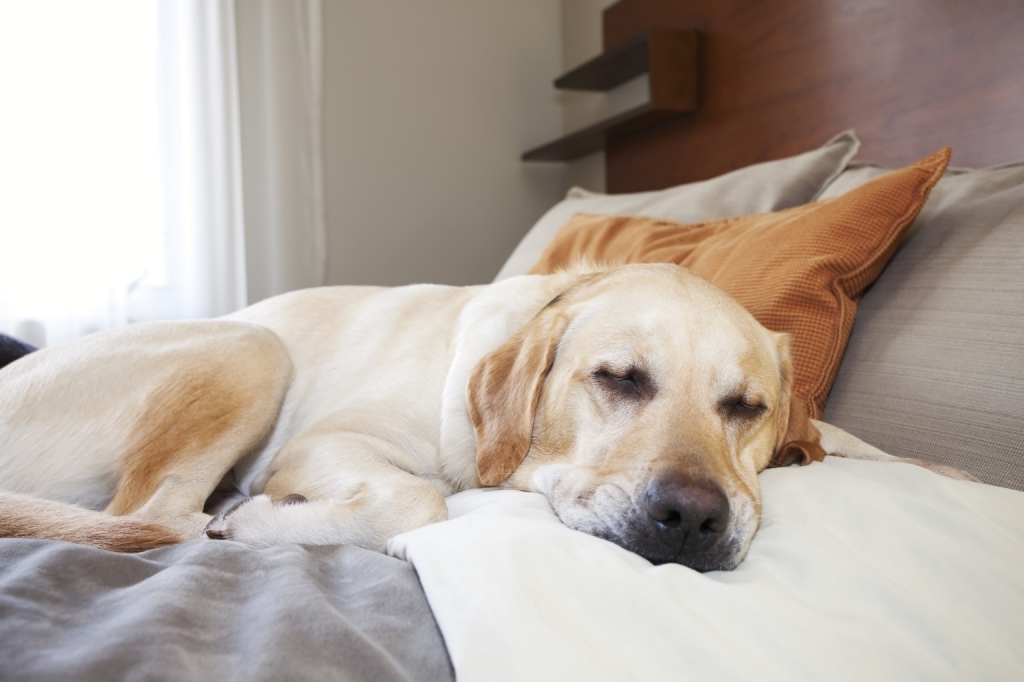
[468, 264, 823, 571]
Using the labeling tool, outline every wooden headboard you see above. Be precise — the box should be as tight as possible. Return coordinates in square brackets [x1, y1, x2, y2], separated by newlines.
[602, 0, 1024, 193]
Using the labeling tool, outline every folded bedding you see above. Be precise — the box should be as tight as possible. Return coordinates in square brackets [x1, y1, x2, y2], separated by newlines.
[390, 460, 1024, 681]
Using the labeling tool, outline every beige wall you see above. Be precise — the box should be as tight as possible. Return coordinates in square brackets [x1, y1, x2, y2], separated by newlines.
[322, 0, 565, 287]
[560, 0, 617, 193]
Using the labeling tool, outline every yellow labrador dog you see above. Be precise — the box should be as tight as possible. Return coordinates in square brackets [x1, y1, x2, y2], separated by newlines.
[0, 264, 971, 571]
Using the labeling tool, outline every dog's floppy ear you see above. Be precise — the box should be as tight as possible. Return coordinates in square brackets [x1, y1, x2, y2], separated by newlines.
[767, 333, 827, 469]
[468, 302, 569, 486]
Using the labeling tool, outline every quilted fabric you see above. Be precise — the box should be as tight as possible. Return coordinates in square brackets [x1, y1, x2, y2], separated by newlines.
[528, 149, 950, 417]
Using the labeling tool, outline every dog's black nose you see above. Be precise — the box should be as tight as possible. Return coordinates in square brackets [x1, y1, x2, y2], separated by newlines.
[645, 476, 730, 553]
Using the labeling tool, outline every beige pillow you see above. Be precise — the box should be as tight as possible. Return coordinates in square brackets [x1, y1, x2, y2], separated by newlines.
[494, 131, 860, 280]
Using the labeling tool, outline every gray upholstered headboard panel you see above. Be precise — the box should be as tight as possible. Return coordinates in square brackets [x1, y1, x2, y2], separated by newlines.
[820, 161, 1024, 490]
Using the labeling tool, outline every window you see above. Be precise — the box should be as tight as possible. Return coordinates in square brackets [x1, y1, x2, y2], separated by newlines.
[0, 0, 167, 347]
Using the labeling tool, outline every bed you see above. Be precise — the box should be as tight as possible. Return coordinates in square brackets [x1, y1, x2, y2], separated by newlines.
[2, 1, 1023, 680]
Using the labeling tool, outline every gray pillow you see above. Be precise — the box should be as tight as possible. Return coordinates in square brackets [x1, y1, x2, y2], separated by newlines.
[494, 131, 860, 280]
[820, 161, 1024, 490]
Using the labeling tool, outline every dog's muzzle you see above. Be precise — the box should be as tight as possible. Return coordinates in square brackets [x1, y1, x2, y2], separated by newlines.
[617, 475, 736, 571]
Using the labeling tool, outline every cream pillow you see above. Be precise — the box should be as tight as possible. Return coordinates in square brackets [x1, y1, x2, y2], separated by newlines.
[494, 130, 860, 280]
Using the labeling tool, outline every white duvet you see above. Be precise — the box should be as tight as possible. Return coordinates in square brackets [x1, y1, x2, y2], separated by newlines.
[389, 458, 1024, 681]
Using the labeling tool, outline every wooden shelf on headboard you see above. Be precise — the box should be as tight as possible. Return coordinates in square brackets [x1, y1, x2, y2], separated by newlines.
[522, 28, 697, 162]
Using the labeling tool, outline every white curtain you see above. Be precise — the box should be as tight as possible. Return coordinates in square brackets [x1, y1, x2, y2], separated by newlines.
[130, 0, 249, 324]
[0, 0, 324, 348]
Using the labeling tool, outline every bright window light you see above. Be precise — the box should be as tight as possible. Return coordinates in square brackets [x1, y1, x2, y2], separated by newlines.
[0, 0, 165, 346]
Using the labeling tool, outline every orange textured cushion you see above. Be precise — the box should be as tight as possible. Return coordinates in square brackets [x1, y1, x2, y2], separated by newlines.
[529, 148, 951, 417]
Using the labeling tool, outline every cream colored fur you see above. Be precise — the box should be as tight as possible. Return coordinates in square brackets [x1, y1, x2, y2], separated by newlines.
[0, 264, 973, 565]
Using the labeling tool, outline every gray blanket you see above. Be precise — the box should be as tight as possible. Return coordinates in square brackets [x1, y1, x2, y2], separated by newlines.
[0, 539, 454, 682]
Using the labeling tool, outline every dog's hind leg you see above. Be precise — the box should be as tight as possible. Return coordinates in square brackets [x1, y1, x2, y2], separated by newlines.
[204, 428, 448, 551]
[1, 320, 294, 550]
[104, 327, 295, 540]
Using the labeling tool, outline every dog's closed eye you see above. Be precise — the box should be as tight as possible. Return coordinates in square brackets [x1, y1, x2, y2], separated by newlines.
[593, 365, 655, 401]
[719, 393, 768, 421]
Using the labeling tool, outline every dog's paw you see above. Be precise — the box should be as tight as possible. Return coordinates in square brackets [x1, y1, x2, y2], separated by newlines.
[204, 494, 311, 545]
[204, 495, 260, 540]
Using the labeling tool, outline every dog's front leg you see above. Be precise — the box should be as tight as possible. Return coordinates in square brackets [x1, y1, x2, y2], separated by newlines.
[812, 419, 979, 482]
[204, 428, 448, 551]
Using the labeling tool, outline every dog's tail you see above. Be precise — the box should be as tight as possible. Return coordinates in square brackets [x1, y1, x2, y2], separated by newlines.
[0, 492, 182, 552]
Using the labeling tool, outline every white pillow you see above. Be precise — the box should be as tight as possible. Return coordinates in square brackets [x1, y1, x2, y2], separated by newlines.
[494, 130, 860, 280]
[390, 459, 1024, 681]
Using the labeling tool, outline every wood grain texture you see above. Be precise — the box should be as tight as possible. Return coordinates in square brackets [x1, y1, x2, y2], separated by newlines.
[602, 0, 1024, 192]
